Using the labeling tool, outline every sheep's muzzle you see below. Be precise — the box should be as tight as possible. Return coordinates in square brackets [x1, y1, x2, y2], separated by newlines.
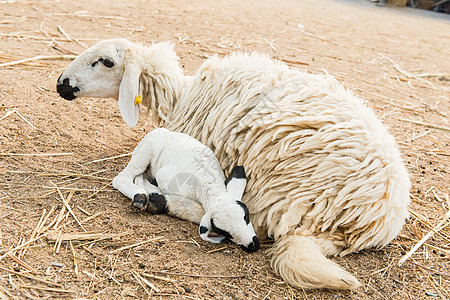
[56, 76, 79, 100]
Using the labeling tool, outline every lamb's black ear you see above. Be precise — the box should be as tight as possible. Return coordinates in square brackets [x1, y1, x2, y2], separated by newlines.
[225, 166, 246, 186]
[225, 166, 246, 200]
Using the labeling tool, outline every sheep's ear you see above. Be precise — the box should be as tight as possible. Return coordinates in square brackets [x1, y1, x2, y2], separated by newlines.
[199, 214, 225, 244]
[119, 62, 141, 128]
[225, 166, 246, 200]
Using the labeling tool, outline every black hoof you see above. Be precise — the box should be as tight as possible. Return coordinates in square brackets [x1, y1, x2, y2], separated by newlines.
[148, 193, 169, 214]
[132, 193, 148, 211]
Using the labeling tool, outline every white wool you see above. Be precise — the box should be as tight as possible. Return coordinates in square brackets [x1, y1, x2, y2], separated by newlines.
[57, 40, 411, 290]
[164, 53, 410, 247]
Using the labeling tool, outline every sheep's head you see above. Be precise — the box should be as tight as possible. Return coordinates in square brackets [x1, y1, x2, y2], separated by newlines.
[199, 166, 260, 253]
[57, 39, 132, 101]
[57, 39, 182, 128]
[57, 39, 142, 127]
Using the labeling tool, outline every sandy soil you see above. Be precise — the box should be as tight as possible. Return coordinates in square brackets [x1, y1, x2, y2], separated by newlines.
[0, 0, 449, 299]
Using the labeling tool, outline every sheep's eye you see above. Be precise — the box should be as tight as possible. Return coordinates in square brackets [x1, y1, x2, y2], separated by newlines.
[92, 58, 114, 68]
[101, 58, 114, 68]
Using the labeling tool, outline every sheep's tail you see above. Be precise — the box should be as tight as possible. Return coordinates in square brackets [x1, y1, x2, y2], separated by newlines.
[269, 235, 361, 290]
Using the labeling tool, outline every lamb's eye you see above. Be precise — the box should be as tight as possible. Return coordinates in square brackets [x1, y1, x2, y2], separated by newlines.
[91, 61, 98, 67]
[210, 219, 233, 240]
[236, 201, 250, 224]
[101, 58, 114, 68]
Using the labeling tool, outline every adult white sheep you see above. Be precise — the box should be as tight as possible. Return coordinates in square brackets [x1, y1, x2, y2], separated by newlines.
[112, 127, 260, 253]
[56, 39, 410, 290]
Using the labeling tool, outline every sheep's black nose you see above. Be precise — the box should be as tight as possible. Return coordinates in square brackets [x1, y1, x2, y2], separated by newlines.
[241, 236, 260, 253]
[56, 76, 79, 100]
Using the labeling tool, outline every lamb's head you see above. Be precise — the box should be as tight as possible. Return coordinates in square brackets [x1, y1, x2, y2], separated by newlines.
[199, 199, 260, 253]
[199, 166, 260, 253]
[57, 39, 132, 101]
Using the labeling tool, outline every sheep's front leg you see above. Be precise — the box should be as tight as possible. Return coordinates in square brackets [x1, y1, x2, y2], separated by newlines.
[112, 133, 160, 210]
[134, 175, 174, 214]
[113, 171, 147, 203]
[113, 172, 158, 210]
[134, 174, 163, 212]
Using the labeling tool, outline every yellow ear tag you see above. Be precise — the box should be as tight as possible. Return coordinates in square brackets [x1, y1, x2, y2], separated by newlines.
[134, 95, 142, 106]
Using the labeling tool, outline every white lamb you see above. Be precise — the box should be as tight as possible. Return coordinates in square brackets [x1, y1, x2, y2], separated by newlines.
[112, 127, 260, 253]
[57, 39, 411, 290]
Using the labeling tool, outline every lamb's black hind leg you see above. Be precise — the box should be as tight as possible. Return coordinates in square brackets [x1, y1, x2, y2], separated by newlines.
[132, 193, 168, 214]
[147, 193, 169, 214]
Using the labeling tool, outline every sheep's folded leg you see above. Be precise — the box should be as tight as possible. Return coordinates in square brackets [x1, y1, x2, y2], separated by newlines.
[112, 133, 162, 210]
[113, 171, 149, 206]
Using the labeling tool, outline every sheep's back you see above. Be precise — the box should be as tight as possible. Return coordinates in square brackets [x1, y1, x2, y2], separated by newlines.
[167, 53, 410, 252]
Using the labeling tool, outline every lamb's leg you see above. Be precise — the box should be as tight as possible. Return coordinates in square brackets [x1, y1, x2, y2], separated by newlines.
[113, 170, 148, 207]
[137, 190, 205, 223]
[136, 177, 205, 221]
[162, 194, 205, 224]
[134, 174, 163, 212]
[112, 134, 158, 210]
[140, 166, 204, 221]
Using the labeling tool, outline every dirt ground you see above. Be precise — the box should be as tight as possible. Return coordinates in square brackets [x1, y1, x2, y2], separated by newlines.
[0, 0, 449, 299]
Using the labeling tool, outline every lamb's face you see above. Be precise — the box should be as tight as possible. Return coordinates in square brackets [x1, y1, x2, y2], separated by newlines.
[56, 39, 129, 100]
[200, 200, 260, 253]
